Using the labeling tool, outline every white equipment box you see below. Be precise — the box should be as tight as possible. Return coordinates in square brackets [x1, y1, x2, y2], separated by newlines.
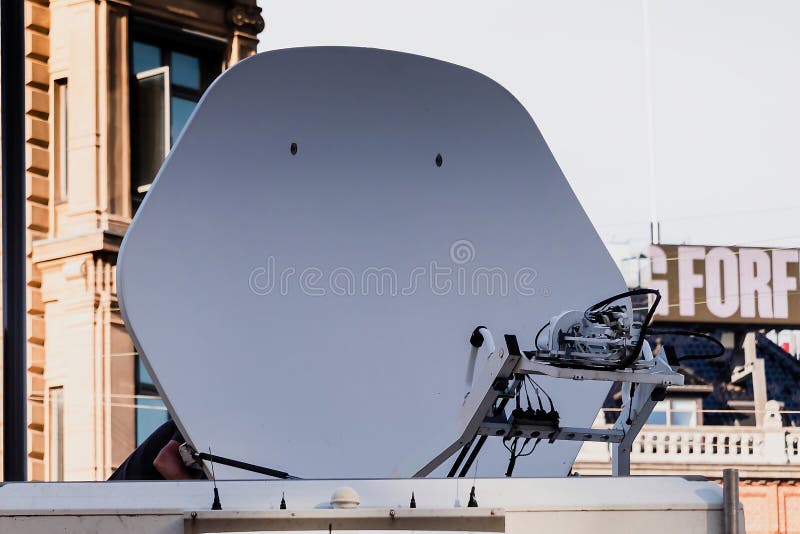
[0, 477, 742, 533]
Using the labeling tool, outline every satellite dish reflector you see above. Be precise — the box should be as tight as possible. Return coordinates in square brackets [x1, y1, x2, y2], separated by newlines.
[117, 47, 625, 479]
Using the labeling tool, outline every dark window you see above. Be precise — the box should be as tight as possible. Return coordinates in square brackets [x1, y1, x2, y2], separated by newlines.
[130, 24, 223, 212]
[132, 41, 161, 73]
[171, 51, 201, 90]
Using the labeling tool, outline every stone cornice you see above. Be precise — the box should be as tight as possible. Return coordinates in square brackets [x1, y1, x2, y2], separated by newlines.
[32, 230, 124, 265]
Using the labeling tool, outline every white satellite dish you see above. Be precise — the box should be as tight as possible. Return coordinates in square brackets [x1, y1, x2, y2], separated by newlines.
[117, 46, 626, 479]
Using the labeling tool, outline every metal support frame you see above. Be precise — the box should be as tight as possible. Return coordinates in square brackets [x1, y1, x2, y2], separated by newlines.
[730, 333, 766, 427]
[516, 358, 682, 387]
[1, 0, 29, 481]
[611, 381, 664, 476]
[478, 422, 624, 444]
[418, 331, 683, 478]
[414, 341, 520, 477]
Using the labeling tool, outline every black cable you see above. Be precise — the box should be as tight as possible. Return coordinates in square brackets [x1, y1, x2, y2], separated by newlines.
[648, 328, 725, 361]
[625, 383, 636, 425]
[534, 321, 550, 351]
[584, 288, 661, 370]
[522, 377, 533, 409]
[504, 436, 541, 477]
[528, 376, 554, 412]
[517, 438, 541, 458]
[505, 454, 517, 477]
[584, 287, 657, 320]
[528, 377, 544, 410]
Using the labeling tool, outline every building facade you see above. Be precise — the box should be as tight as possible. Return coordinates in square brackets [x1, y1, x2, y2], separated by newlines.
[574, 329, 800, 534]
[1, 0, 262, 481]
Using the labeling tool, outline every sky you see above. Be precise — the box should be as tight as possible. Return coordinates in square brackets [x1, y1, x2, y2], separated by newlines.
[255, 0, 800, 276]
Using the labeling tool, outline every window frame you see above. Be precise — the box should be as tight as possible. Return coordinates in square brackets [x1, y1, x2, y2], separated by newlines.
[49, 386, 65, 481]
[647, 398, 700, 427]
[129, 20, 224, 211]
[132, 66, 171, 195]
[669, 398, 699, 426]
[54, 79, 69, 203]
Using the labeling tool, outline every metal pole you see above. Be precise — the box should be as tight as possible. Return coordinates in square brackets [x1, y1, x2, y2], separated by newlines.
[611, 442, 630, 477]
[1, 0, 29, 481]
[722, 468, 740, 534]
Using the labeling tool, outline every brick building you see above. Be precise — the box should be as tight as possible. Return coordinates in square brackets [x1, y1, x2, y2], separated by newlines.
[1, 0, 262, 481]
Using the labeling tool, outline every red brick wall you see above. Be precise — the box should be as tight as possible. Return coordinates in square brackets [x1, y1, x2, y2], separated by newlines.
[739, 480, 800, 534]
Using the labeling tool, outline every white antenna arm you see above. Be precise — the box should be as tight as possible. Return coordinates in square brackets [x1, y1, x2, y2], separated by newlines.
[465, 327, 495, 399]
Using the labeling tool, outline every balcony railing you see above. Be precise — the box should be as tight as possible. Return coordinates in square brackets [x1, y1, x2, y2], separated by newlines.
[575, 408, 800, 469]
[634, 428, 765, 463]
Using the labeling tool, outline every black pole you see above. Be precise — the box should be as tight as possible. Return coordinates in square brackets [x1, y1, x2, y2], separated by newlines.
[2, 0, 28, 481]
[192, 451, 299, 480]
[458, 435, 487, 478]
[446, 440, 473, 478]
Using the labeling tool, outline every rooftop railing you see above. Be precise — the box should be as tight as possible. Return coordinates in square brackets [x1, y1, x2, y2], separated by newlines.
[576, 408, 800, 469]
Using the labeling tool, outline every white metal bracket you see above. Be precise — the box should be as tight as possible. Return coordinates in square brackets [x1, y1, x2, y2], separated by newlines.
[416, 329, 683, 478]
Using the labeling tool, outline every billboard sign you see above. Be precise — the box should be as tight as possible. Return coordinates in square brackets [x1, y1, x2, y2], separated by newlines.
[649, 244, 800, 326]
